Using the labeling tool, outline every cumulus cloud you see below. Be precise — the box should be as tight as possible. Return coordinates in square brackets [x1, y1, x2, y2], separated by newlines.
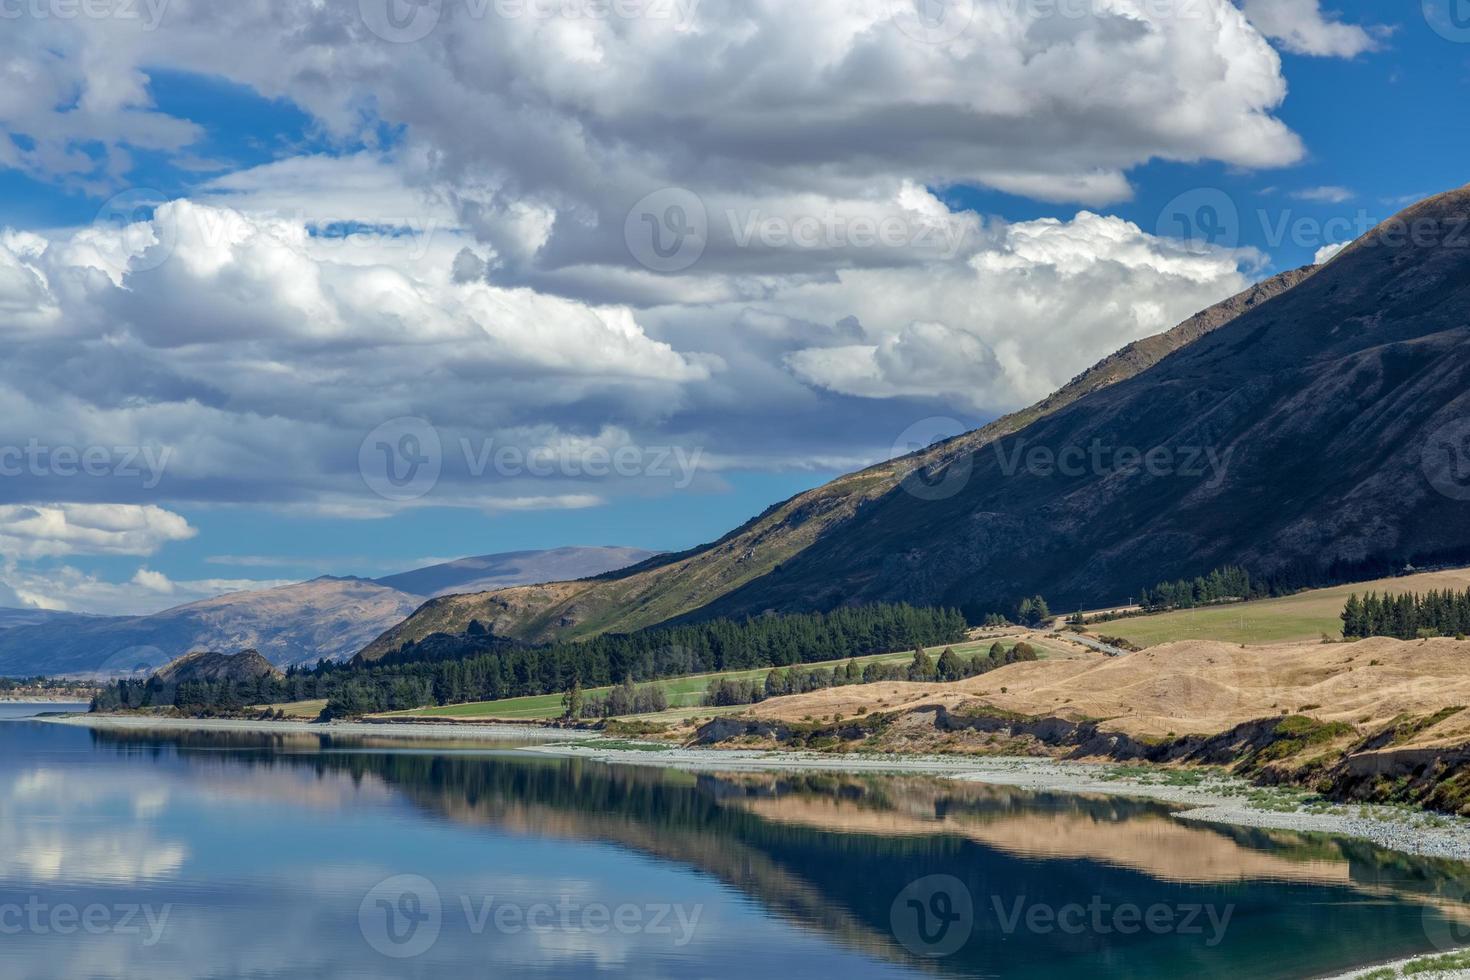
[0, 0, 1327, 612]
[784, 211, 1252, 410]
[1238, 0, 1385, 58]
[0, 504, 196, 559]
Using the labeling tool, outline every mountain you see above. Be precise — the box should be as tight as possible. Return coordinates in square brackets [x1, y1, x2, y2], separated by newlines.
[153, 649, 283, 685]
[0, 609, 110, 632]
[0, 546, 652, 677]
[357, 265, 1318, 659]
[701, 187, 1470, 617]
[374, 546, 656, 597]
[363, 186, 1470, 657]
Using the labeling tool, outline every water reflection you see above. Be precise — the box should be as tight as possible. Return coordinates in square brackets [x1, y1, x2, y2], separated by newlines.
[0, 720, 1468, 979]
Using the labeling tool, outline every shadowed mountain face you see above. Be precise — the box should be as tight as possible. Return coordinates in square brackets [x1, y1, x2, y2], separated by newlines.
[697, 187, 1470, 617]
[0, 547, 652, 677]
[358, 266, 1317, 659]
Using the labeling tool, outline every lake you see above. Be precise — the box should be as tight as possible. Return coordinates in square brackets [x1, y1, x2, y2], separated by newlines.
[3, 715, 1469, 979]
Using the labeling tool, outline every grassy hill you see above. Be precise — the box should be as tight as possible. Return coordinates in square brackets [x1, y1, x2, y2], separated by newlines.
[1093, 567, 1470, 648]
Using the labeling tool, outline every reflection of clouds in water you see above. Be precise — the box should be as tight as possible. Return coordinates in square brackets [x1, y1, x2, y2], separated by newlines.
[0, 767, 187, 884]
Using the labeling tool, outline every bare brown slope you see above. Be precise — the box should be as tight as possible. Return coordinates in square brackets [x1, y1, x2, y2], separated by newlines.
[358, 266, 1315, 660]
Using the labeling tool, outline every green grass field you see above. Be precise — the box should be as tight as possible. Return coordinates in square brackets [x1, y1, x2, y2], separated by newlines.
[248, 698, 328, 718]
[1096, 567, 1470, 648]
[391, 638, 1028, 721]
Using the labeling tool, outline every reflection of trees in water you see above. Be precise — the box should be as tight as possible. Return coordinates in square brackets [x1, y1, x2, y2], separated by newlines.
[88, 728, 1470, 980]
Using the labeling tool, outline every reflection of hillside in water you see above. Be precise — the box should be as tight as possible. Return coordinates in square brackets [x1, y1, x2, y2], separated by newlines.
[89, 728, 1470, 980]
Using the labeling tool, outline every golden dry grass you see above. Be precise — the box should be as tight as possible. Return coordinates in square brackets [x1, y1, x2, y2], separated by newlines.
[739, 636, 1470, 746]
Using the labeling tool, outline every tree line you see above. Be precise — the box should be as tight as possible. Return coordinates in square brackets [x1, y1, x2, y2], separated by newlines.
[701, 642, 1038, 708]
[91, 603, 970, 718]
[1341, 589, 1470, 640]
[1139, 566, 1264, 612]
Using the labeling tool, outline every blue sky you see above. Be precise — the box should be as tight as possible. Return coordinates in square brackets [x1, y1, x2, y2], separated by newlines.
[0, 0, 1466, 613]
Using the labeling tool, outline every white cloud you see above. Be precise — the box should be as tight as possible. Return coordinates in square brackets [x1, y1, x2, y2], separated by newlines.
[1292, 185, 1355, 203]
[1314, 241, 1350, 264]
[1238, 0, 1384, 58]
[783, 211, 1252, 410]
[0, 504, 196, 559]
[0, 561, 295, 616]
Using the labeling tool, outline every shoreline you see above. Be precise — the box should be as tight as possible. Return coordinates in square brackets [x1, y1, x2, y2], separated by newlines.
[40, 712, 575, 742]
[49, 712, 1470, 864]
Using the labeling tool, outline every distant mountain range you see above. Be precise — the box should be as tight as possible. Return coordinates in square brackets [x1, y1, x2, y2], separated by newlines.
[363, 186, 1470, 659]
[0, 546, 654, 677]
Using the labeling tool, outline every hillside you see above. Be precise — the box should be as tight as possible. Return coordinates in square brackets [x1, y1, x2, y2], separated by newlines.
[358, 267, 1316, 660]
[702, 635, 1470, 811]
[0, 546, 651, 677]
[1095, 567, 1470, 648]
[701, 186, 1470, 618]
[153, 649, 283, 685]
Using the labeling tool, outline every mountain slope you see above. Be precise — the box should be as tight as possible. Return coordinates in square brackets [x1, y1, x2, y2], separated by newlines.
[358, 266, 1316, 659]
[696, 186, 1470, 617]
[0, 546, 652, 677]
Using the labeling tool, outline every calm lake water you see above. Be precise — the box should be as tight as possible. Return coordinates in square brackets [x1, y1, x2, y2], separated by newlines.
[3, 716, 1470, 979]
